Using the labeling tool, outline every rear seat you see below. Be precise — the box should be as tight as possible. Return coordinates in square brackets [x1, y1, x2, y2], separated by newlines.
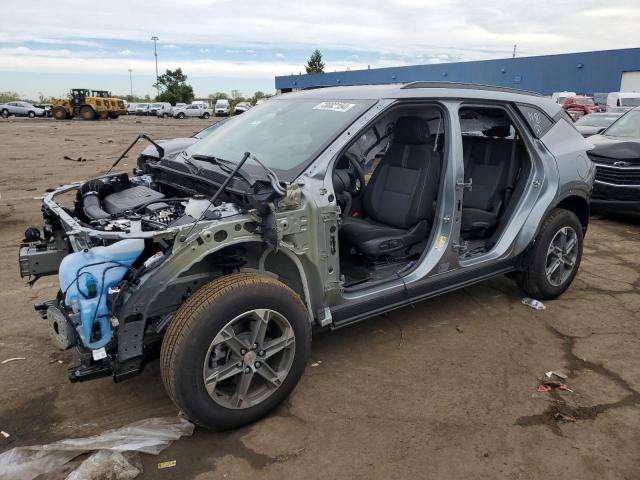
[461, 125, 516, 234]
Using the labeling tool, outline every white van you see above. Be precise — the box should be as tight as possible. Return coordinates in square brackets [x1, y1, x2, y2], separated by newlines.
[149, 102, 172, 117]
[215, 99, 230, 116]
[606, 92, 640, 112]
[551, 91, 576, 105]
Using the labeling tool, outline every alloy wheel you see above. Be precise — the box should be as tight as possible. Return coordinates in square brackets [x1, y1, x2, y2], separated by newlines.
[545, 226, 578, 287]
[202, 309, 296, 409]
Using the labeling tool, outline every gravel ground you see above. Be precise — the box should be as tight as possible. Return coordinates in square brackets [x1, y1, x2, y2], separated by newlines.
[0, 116, 639, 479]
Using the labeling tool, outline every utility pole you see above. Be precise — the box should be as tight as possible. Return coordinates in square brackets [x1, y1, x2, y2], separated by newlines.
[128, 69, 133, 97]
[512, 44, 517, 59]
[151, 35, 160, 98]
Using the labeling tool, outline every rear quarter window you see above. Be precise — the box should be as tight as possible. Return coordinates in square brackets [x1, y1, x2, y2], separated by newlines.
[516, 104, 555, 138]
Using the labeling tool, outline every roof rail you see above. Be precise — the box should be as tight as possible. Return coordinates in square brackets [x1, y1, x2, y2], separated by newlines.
[401, 81, 542, 97]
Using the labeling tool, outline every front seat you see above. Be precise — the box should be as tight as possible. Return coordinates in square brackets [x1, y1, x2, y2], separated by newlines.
[340, 116, 441, 256]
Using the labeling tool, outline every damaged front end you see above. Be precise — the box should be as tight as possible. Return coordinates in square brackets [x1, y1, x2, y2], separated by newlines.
[20, 139, 287, 383]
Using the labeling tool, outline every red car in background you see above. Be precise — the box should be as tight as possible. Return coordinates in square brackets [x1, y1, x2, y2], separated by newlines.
[563, 96, 597, 120]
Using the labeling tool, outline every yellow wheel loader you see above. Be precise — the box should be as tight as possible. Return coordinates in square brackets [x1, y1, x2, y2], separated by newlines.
[92, 90, 127, 118]
[51, 89, 109, 120]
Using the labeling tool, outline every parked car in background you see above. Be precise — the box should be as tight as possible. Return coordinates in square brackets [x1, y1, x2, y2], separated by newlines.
[606, 92, 640, 112]
[172, 104, 212, 119]
[20, 83, 594, 430]
[574, 112, 621, 137]
[215, 98, 230, 116]
[126, 103, 138, 114]
[135, 103, 150, 115]
[34, 103, 53, 117]
[149, 102, 172, 117]
[563, 96, 597, 120]
[587, 107, 640, 210]
[233, 102, 252, 115]
[0, 101, 46, 118]
[551, 91, 576, 105]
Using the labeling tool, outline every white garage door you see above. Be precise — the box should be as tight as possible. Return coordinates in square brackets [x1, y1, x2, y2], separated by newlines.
[621, 71, 640, 92]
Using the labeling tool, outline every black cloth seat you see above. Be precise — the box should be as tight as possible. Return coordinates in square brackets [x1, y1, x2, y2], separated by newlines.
[461, 126, 515, 233]
[340, 116, 441, 256]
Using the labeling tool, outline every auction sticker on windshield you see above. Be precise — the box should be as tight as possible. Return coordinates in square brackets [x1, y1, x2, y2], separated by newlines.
[313, 101, 356, 113]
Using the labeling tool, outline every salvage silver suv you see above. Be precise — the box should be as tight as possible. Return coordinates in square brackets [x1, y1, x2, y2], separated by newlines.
[19, 83, 594, 429]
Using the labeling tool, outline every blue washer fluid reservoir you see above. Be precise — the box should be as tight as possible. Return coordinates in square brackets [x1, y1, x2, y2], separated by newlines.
[59, 239, 145, 350]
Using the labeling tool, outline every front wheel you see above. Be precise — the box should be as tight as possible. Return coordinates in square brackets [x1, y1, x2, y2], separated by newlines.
[177, 112, 185, 119]
[202, 112, 210, 119]
[28, 111, 36, 118]
[162, 113, 168, 118]
[517, 208, 583, 300]
[1, 109, 9, 118]
[161, 273, 311, 430]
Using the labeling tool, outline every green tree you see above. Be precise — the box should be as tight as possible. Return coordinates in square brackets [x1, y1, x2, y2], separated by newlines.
[208, 92, 229, 103]
[305, 49, 325, 74]
[154, 68, 195, 104]
[0, 91, 20, 103]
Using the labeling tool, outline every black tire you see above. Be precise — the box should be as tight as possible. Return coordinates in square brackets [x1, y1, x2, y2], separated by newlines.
[1, 108, 9, 118]
[108, 112, 119, 119]
[177, 112, 185, 119]
[80, 106, 95, 120]
[517, 208, 583, 300]
[162, 113, 168, 118]
[161, 273, 311, 430]
[202, 112, 210, 119]
[28, 111, 36, 118]
[52, 107, 68, 120]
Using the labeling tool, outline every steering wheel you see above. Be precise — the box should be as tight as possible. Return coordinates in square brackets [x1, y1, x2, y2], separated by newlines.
[333, 152, 366, 197]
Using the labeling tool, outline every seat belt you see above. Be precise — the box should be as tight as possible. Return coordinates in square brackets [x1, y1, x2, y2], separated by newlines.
[502, 133, 520, 207]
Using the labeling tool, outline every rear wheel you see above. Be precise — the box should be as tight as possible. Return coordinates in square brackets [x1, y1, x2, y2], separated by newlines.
[52, 107, 68, 120]
[161, 273, 311, 430]
[80, 106, 96, 120]
[202, 112, 210, 119]
[28, 111, 36, 118]
[517, 208, 583, 300]
[177, 112, 185, 119]
[1, 108, 9, 118]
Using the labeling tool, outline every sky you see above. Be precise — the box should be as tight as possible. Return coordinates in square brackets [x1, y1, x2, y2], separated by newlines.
[0, 1, 638, 100]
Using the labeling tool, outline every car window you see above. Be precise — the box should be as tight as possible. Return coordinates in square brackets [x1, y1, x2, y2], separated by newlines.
[187, 98, 374, 179]
[575, 115, 617, 127]
[603, 110, 640, 138]
[621, 97, 640, 107]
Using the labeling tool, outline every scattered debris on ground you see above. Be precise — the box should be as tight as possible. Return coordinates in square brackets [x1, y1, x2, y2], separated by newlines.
[0, 416, 194, 480]
[455, 324, 464, 333]
[522, 297, 546, 310]
[1, 358, 25, 365]
[158, 459, 177, 469]
[63, 155, 88, 163]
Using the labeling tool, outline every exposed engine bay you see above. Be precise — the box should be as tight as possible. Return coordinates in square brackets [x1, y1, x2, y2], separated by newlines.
[73, 171, 234, 233]
[18, 137, 290, 382]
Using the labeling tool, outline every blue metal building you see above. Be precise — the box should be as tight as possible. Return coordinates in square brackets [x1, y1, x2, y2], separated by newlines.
[275, 48, 640, 95]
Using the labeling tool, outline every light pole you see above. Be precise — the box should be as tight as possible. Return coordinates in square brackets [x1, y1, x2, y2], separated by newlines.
[128, 69, 133, 97]
[151, 35, 160, 98]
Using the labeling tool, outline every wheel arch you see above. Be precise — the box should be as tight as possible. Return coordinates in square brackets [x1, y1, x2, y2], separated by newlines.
[552, 193, 590, 234]
[116, 238, 317, 362]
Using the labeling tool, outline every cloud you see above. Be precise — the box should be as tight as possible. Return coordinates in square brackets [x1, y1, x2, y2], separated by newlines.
[275, 53, 284, 58]
[199, 48, 209, 53]
[163, 44, 180, 49]
[119, 49, 131, 55]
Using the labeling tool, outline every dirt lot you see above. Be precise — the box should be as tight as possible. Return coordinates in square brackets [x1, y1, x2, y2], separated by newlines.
[0, 116, 639, 479]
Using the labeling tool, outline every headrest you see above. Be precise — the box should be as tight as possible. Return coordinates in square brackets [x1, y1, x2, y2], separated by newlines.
[482, 125, 511, 138]
[395, 116, 431, 144]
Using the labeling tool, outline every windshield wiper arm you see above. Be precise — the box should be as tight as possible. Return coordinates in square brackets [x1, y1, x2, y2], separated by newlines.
[191, 154, 235, 173]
